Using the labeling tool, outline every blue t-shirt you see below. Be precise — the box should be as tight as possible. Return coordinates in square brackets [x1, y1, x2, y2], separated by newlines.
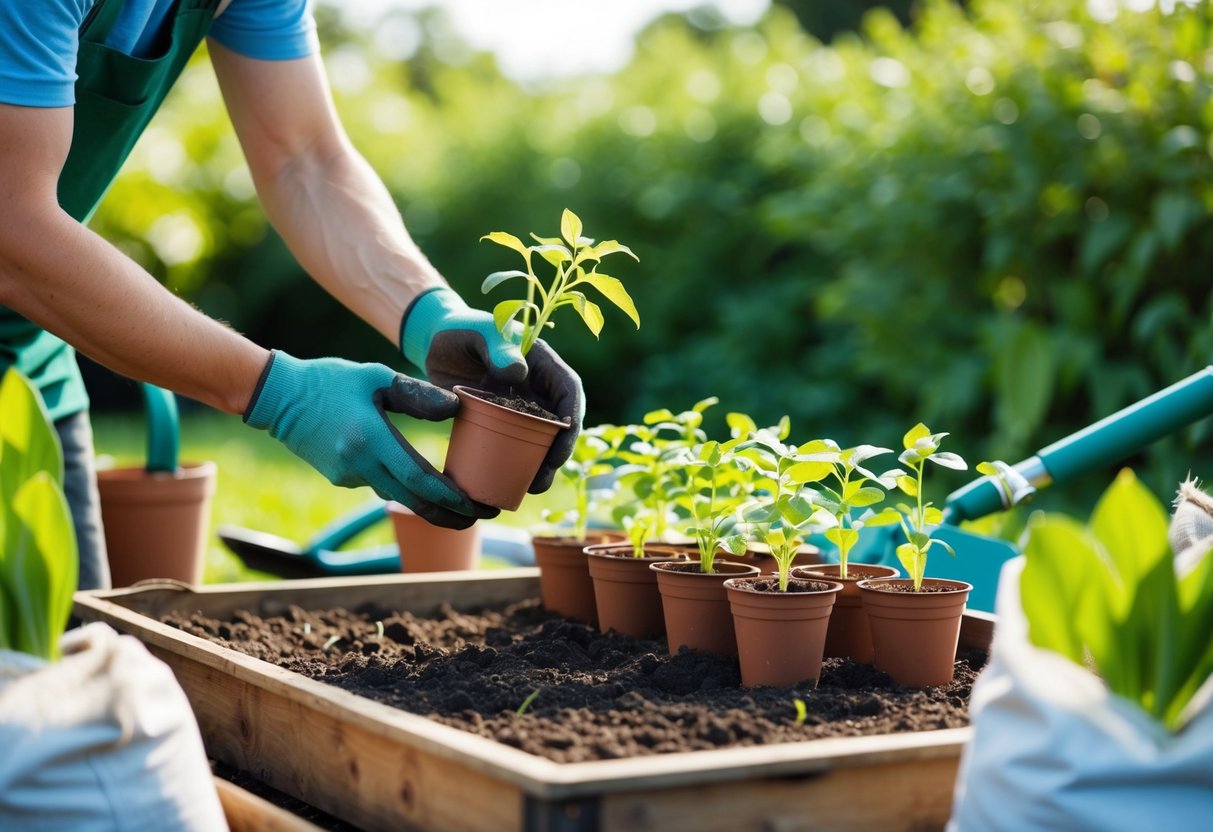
[0, 0, 317, 108]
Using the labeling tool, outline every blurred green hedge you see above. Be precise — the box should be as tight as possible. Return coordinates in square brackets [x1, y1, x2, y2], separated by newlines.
[93, 0, 1213, 510]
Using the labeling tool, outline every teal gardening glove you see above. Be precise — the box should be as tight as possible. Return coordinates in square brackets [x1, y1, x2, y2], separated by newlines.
[400, 287, 584, 493]
[244, 351, 497, 529]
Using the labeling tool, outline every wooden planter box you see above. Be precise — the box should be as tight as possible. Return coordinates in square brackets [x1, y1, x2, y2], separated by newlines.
[74, 569, 994, 832]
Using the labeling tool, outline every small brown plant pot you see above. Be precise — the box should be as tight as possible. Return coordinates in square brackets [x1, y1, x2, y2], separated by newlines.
[442, 386, 569, 511]
[857, 578, 973, 688]
[97, 462, 217, 587]
[585, 543, 687, 639]
[386, 502, 481, 573]
[532, 533, 622, 626]
[792, 563, 901, 663]
[724, 576, 843, 688]
[650, 560, 762, 656]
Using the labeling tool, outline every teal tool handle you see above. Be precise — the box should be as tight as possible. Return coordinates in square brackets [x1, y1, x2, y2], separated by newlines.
[141, 382, 179, 473]
[946, 366, 1213, 523]
[309, 500, 388, 552]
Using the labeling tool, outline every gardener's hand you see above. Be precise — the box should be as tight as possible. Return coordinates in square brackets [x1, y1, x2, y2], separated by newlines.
[243, 350, 498, 529]
[400, 287, 584, 493]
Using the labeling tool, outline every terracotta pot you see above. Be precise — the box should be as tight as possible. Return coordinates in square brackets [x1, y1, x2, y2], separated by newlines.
[531, 532, 621, 626]
[723, 543, 823, 576]
[386, 502, 481, 573]
[442, 386, 569, 511]
[857, 578, 973, 688]
[97, 462, 216, 587]
[793, 563, 901, 663]
[585, 543, 687, 638]
[650, 560, 761, 656]
[725, 575, 843, 688]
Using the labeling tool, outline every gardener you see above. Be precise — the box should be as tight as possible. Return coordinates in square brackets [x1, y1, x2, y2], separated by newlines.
[0, 0, 583, 590]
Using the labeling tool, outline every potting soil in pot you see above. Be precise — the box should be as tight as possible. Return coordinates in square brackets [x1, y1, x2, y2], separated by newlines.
[164, 599, 984, 764]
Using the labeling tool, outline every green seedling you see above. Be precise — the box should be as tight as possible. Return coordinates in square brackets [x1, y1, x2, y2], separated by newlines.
[732, 413, 823, 591]
[515, 688, 542, 718]
[791, 441, 902, 579]
[1021, 470, 1213, 732]
[878, 424, 968, 590]
[481, 209, 639, 356]
[0, 369, 77, 661]
[674, 439, 756, 574]
[613, 397, 717, 545]
[793, 697, 808, 726]
[544, 424, 627, 541]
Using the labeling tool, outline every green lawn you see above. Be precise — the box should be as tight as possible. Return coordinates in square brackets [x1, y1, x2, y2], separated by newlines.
[91, 409, 566, 583]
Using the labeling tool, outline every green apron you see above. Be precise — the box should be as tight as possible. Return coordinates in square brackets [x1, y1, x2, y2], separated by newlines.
[0, 0, 221, 421]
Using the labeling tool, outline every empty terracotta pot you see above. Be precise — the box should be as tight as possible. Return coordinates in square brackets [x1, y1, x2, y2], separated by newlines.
[793, 563, 901, 662]
[585, 543, 686, 638]
[386, 502, 481, 573]
[532, 533, 622, 626]
[443, 386, 568, 511]
[857, 577, 972, 687]
[97, 462, 216, 587]
[725, 575, 842, 688]
[650, 560, 761, 656]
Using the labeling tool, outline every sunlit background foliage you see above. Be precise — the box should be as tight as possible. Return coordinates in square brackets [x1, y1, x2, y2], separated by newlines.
[91, 0, 1213, 514]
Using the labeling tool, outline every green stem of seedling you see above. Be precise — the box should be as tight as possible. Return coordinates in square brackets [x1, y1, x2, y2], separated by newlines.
[574, 475, 589, 541]
[515, 688, 541, 718]
[793, 698, 807, 726]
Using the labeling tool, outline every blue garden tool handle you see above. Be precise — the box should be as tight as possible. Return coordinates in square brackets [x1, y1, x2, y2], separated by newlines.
[945, 366, 1213, 523]
[141, 382, 179, 473]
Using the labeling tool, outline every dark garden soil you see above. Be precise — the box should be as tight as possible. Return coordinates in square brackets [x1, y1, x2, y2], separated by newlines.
[474, 389, 564, 422]
[165, 599, 984, 765]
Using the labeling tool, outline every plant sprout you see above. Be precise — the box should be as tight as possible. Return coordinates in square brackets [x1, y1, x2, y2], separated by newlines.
[613, 397, 717, 545]
[732, 412, 823, 591]
[515, 688, 542, 718]
[674, 439, 755, 574]
[793, 698, 808, 726]
[880, 424, 968, 590]
[791, 441, 902, 579]
[480, 209, 639, 356]
[542, 424, 626, 541]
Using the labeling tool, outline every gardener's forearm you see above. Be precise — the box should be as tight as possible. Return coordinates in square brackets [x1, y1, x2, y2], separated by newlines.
[211, 45, 447, 344]
[0, 103, 266, 414]
[0, 211, 268, 413]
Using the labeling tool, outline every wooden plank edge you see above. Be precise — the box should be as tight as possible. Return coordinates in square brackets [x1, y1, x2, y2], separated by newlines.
[214, 776, 327, 832]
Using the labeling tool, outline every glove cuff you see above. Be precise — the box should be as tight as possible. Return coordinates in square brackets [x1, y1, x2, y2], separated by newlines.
[399, 286, 467, 369]
[243, 350, 301, 429]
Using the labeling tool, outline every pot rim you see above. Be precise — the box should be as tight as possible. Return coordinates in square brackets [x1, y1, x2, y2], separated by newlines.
[649, 560, 762, 577]
[792, 563, 900, 583]
[855, 577, 974, 595]
[722, 575, 844, 595]
[452, 385, 571, 429]
[584, 542, 690, 561]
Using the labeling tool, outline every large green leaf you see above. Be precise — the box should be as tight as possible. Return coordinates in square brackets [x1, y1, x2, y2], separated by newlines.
[560, 209, 584, 247]
[0, 369, 64, 503]
[1020, 514, 1092, 664]
[481, 270, 533, 294]
[581, 273, 640, 328]
[479, 231, 530, 259]
[565, 292, 605, 338]
[9, 472, 78, 660]
[1090, 469, 1170, 591]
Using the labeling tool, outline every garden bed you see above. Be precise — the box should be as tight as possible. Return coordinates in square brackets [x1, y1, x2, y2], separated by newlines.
[74, 569, 994, 832]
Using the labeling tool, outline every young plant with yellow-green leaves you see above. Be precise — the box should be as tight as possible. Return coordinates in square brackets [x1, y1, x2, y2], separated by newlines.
[790, 440, 903, 579]
[480, 209, 639, 356]
[543, 424, 628, 541]
[879, 423, 968, 590]
[0, 369, 78, 660]
[732, 413, 823, 591]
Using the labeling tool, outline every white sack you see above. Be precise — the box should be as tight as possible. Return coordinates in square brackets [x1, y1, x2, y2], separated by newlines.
[0, 622, 227, 831]
[949, 557, 1213, 831]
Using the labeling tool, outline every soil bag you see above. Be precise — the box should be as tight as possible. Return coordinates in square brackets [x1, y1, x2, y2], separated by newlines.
[948, 556, 1213, 831]
[0, 622, 227, 831]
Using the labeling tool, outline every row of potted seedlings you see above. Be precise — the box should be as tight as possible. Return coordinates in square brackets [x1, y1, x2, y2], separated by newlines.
[533, 402, 975, 690]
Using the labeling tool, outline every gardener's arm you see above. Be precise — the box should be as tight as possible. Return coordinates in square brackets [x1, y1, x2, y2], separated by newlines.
[211, 44, 585, 491]
[0, 103, 267, 414]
